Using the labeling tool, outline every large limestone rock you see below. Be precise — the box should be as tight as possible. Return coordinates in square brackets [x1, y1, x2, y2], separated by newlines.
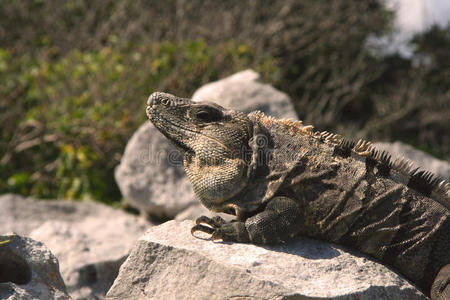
[0, 233, 69, 300]
[374, 141, 450, 180]
[114, 121, 194, 219]
[192, 69, 298, 119]
[107, 220, 427, 300]
[0, 194, 150, 299]
[115, 69, 298, 219]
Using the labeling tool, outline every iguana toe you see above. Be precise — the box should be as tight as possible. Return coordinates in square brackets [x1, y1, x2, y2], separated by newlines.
[195, 215, 226, 227]
[190, 224, 215, 236]
[192, 216, 224, 240]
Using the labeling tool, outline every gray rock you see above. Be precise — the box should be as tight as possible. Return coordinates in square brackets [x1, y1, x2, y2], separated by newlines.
[374, 141, 450, 180]
[107, 220, 427, 300]
[115, 122, 195, 219]
[0, 194, 150, 300]
[115, 69, 298, 219]
[0, 233, 69, 300]
[192, 69, 298, 119]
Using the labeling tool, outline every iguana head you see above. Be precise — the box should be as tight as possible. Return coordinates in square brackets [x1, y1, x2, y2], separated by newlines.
[146, 92, 262, 213]
[146, 92, 252, 157]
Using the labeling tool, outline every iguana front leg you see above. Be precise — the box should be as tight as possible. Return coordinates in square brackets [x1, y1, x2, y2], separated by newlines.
[191, 196, 303, 244]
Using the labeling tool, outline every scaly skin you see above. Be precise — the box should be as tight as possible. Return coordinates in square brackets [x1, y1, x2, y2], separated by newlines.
[146, 92, 450, 299]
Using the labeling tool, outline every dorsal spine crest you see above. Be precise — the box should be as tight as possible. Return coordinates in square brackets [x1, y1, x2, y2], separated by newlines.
[252, 111, 450, 205]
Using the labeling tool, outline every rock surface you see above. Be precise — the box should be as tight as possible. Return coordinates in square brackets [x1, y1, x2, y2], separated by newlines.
[114, 121, 195, 219]
[374, 141, 450, 180]
[192, 69, 298, 119]
[0, 193, 150, 299]
[115, 69, 298, 219]
[107, 220, 427, 300]
[0, 233, 69, 300]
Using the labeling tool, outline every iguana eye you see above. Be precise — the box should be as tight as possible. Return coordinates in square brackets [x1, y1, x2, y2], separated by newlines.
[194, 108, 222, 122]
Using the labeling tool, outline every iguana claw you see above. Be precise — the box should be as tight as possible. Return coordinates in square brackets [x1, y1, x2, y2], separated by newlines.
[190, 224, 215, 235]
[191, 215, 226, 240]
[210, 231, 222, 241]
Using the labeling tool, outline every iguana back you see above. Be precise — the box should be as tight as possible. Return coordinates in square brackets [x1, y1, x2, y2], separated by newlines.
[252, 111, 449, 294]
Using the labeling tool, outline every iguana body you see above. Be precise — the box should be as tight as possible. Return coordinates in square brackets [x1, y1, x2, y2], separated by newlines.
[146, 92, 450, 299]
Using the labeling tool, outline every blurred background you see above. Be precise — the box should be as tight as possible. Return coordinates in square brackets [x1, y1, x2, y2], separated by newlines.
[1, 0, 449, 206]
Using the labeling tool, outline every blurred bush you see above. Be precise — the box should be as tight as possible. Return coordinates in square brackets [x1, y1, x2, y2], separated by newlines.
[0, 40, 277, 203]
[0, 0, 448, 203]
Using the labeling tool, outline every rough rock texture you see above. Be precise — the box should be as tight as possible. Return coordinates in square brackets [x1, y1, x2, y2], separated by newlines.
[115, 69, 298, 219]
[114, 121, 195, 219]
[374, 141, 450, 180]
[0, 194, 150, 299]
[107, 221, 427, 300]
[192, 69, 298, 120]
[0, 233, 69, 300]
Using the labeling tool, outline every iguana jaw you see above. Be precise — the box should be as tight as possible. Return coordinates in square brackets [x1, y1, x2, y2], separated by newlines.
[147, 92, 258, 212]
[147, 92, 196, 153]
[147, 92, 252, 156]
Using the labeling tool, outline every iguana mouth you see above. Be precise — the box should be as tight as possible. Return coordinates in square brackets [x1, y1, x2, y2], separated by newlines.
[147, 105, 233, 155]
[147, 105, 193, 152]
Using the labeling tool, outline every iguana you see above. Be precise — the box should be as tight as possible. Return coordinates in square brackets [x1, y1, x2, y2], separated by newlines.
[146, 92, 450, 299]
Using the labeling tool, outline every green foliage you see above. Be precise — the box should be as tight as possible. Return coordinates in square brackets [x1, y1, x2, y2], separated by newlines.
[0, 41, 278, 203]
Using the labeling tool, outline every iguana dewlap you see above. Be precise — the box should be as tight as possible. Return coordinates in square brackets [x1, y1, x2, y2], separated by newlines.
[146, 92, 450, 300]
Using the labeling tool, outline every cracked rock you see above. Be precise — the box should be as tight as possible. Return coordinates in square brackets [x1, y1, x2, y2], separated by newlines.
[0, 233, 69, 300]
[107, 220, 427, 300]
[0, 193, 150, 299]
